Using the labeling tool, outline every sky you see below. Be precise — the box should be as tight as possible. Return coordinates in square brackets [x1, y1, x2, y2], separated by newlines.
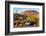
[13, 8, 39, 13]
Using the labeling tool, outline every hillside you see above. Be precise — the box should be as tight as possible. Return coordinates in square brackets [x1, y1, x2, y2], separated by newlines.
[17, 10, 39, 18]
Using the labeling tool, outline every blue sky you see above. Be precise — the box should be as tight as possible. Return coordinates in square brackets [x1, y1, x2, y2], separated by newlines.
[13, 8, 39, 13]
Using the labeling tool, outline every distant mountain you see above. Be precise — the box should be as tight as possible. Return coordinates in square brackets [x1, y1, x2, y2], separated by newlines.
[19, 10, 39, 17]
[24, 10, 39, 14]
[13, 10, 39, 18]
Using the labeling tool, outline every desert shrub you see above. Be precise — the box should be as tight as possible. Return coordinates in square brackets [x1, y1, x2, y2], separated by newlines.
[26, 15, 39, 24]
